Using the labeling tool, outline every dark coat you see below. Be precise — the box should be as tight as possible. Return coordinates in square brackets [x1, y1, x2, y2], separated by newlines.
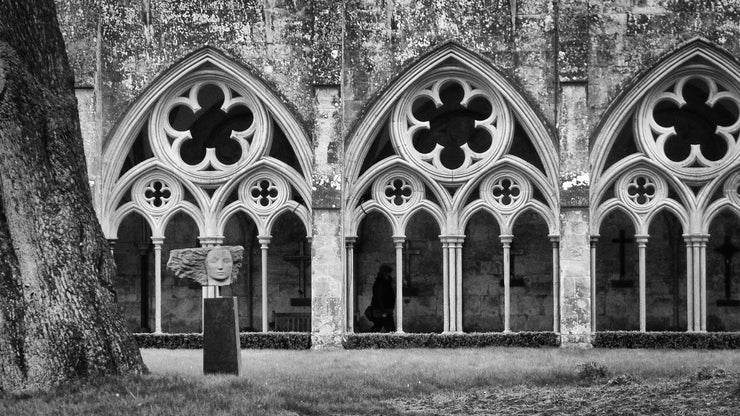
[370, 274, 395, 318]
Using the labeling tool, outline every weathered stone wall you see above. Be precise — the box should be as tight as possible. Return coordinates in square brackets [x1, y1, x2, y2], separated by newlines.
[588, 1, 740, 133]
[58, 1, 740, 339]
[343, 0, 557, 129]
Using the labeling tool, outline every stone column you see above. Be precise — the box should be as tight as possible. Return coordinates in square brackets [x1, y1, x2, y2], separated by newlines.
[550, 235, 560, 333]
[440, 235, 464, 332]
[310, 86, 345, 349]
[107, 238, 116, 256]
[687, 235, 708, 332]
[501, 235, 513, 333]
[589, 236, 598, 332]
[345, 237, 356, 332]
[393, 236, 405, 333]
[684, 235, 694, 331]
[441, 237, 450, 332]
[699, 235, 709, 332]
[151, 237, 164, 334]
[258, 236, 271, 333]
[454, 237, 464, 332]
[636, 235, 648, 332]
[557, 13, 592, 344]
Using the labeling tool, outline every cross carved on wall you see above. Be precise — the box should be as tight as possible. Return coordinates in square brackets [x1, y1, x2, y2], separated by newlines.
[611, 229, 634, 286]
[284, 240, 311, 298]
[715, 234, 740, 303]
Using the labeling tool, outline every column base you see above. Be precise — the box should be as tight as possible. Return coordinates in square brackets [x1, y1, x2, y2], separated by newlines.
[559, 333, 593, 348]
[310, 333, 345, 350]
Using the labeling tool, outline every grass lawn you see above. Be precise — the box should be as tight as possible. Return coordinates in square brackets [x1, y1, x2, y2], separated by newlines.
[2, 347, 739, 415]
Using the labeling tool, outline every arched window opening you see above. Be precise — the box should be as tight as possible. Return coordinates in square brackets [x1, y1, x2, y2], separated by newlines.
[103, 50, 312, 334]
[402, 211, 443, 333]
[161, 212, 201, 333]
[113, 213, 153, 333]
[707, 211, 740, 331]
[510, 212, 552, 332]
[354, 212, 395, 333]
[222, 212, 258, 331]
[596, 211, 639, 331]
[646, 211, 687, 331]
[462, 211, 502, 332]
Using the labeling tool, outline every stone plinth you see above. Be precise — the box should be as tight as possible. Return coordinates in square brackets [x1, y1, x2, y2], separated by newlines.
[203, 297, 242, 375]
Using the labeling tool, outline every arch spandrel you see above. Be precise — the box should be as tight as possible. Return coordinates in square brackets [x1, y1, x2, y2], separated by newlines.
[345, 42, 559, 189]
[592, 39, 740, 235]
[101, 47, 313, 242]
[345, 43, 559, 238]
[102, 47, 312, 201]
[591, 39, 740, 186]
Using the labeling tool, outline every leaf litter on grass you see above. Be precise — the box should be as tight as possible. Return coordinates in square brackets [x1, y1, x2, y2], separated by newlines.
[383, 373, 740, 416]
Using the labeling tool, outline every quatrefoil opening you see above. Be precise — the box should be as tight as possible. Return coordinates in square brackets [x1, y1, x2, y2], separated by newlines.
[481, 172, 530, 213]
[652, 77, 739, 165]
[249, 180, 279, 207]
[626, 176, 656, 206]
[491, 178, 521, 206]
[144, 180, 172, 208]
[411, 81, 494, 170]
[384, 178, 413, 206]
[167, 83, 254, 167]
[616, 170, 666, 212]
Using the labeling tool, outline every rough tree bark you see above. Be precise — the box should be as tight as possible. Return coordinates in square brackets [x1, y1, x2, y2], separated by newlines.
[0, 0, 146, 392]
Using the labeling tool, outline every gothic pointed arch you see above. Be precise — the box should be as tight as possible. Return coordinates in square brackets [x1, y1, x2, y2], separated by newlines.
[590, 38, 740, 332]
[345, 43, 560, 334]
[345, 42, 559, 236]
[591, 38, 740, 234]
[101, 46, 313, 240]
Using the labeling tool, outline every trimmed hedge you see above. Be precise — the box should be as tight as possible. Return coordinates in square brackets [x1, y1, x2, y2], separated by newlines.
[593, 331, 740, 349]
[134, 331, 740, 349]
[133, 332, 311, 349]
[343, 332, 559, 349]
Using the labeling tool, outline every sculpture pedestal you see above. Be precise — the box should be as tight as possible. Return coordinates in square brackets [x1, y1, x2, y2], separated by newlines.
[203, 297, 242, 375]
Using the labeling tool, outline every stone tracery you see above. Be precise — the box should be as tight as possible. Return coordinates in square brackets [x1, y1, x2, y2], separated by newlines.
[592, 51, 740, 333]
[102, 51, 312, 334]
[346, 50, 560, 335]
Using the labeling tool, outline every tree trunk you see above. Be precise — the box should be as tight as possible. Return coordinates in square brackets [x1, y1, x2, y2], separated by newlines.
[0, 0, 146, 392]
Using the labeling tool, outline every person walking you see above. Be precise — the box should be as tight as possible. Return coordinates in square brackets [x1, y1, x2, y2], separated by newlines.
[368, 264, 396, 332]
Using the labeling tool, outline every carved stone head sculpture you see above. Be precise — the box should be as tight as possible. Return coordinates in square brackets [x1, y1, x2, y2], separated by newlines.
[167, 246, 244, 287]
[205, 246, 234, 285]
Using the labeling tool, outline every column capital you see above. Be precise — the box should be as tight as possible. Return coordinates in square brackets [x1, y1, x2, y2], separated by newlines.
[345, 236, 357, 246]
[589, 235, 600, 244]
[635, 234, 649, 245]
[549, 234, 561, 243]
[198, 236, 224, 247]
[258, 235, 272, 247]
[392, 235, 406, 246]
[499, 234, 514, 245]
[439, 235, 465, 244]
[683, 234, 710, 244]
[150, 236, 165, 246]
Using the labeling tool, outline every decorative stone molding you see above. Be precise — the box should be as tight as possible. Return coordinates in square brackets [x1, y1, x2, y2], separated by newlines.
[480, 170, 530, 214]
[131, 171, 183, 214]
[372, 170, 424, 215]
[240, 174, 291, 214]
[616, 168, 667, 213]
[636, 64, 740, 183]
[724, 171, 740, 206]
[390, 67, 513, 184]
[150, 73, 270, 184]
